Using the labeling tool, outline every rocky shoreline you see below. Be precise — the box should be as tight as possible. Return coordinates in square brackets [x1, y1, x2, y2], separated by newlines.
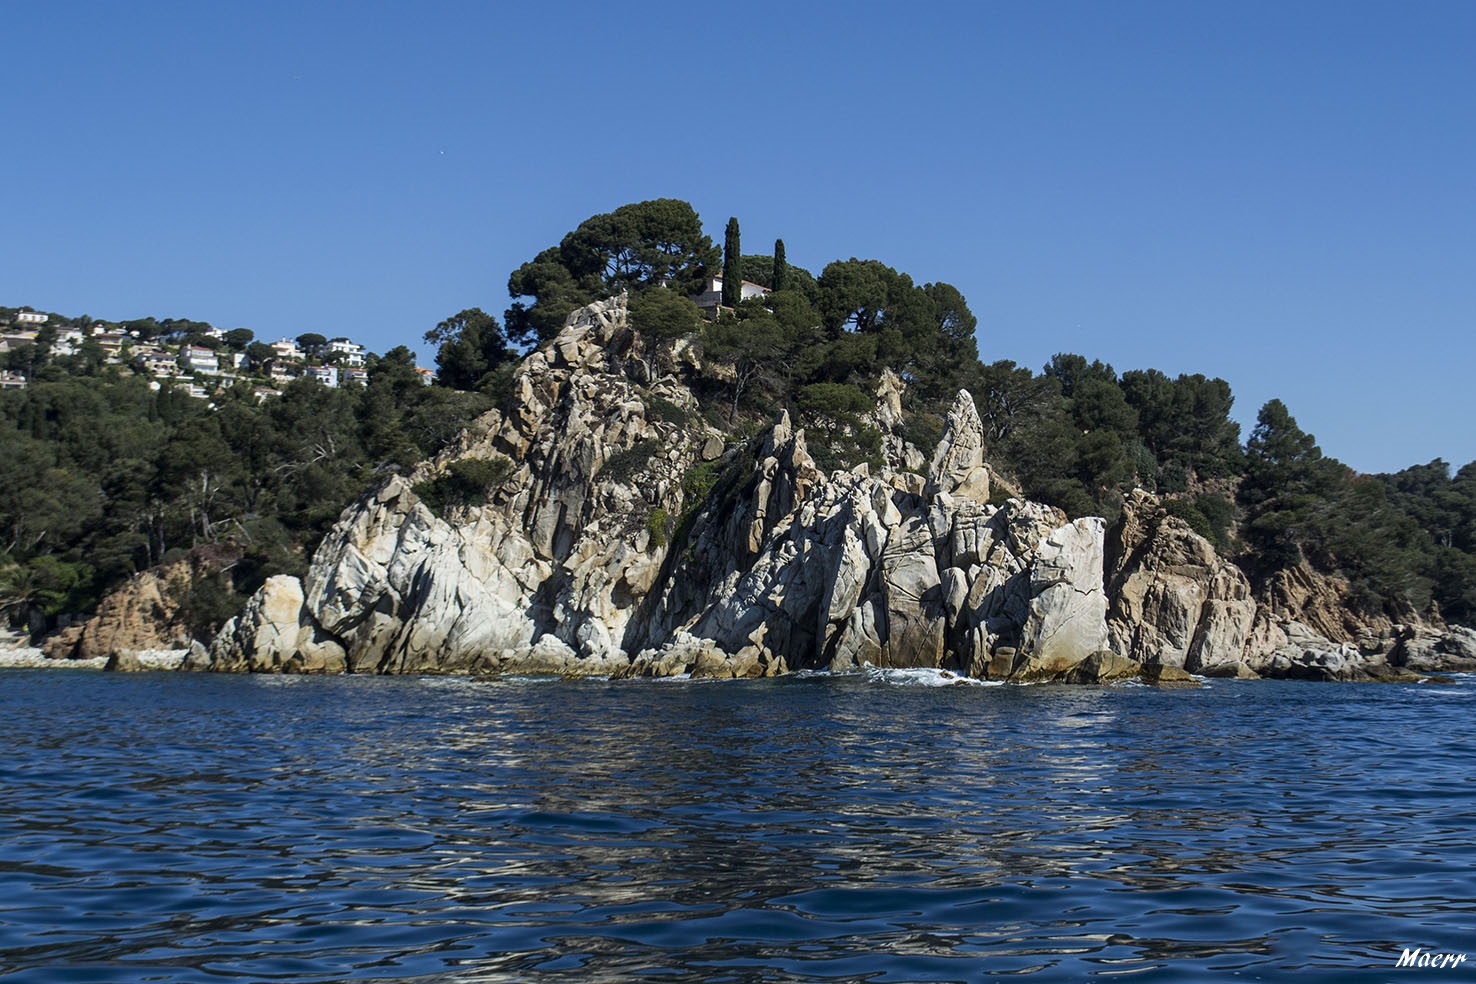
[18, 297, 1476, 686]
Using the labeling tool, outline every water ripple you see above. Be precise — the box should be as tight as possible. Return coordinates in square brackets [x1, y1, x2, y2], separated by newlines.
[0, 669, 1472, 981]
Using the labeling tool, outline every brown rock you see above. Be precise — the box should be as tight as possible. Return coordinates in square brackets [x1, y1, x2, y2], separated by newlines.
[1140, 663, 1200, 687]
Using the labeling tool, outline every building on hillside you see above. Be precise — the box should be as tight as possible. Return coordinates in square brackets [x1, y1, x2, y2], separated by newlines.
[269, 363, 298, 385]
[328, 338, 366, 367]
[52, 328, 84, 357]
[181, 346, 219, 374]
[253, 387, 283, 402]
[691, 276, 771, 319]
[306, 365, 338, 388]
[0, 371, 27, 391]
[15, 311, 47, 325]
[415, 366, 436, 386]
[93, 332, 128, 355]
[0, 331, 38, 352]
[136, 349, 176, 377]
[341, 366, 369, 386]
[148, 376, 208, 399]
[270, 338, 302, 361]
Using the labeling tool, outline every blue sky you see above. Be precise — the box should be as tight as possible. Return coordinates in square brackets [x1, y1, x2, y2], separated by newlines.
[4, 1, 1473, 474]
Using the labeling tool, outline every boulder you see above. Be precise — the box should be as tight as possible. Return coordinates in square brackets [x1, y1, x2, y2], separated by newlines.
[103, 649, 146, 672]
[1140, 663, 1200, 687]
[202, 575, 347, 674]
[1062, 650, 1142, 684]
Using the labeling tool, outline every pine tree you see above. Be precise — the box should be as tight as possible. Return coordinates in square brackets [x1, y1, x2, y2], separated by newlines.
[772, 238, 788, 293]
[722, 217, 741, 309]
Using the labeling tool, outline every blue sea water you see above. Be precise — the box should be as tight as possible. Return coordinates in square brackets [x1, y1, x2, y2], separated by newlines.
[0, 668, 1472, 983]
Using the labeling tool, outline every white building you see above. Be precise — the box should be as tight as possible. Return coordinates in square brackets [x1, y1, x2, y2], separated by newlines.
[306, 365, 338, 388]
[181, 346, 219, 374]
[52, 328, 84, 357]
[15, 311, 47, 325]
[691, 276, 771, 318]
[0, 371, 27, 390]
[328, 338, 366, 367]
[270, 338, 302, 361]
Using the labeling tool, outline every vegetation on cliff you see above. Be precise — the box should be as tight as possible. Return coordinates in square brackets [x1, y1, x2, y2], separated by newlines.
[4, 197, 1476, 641]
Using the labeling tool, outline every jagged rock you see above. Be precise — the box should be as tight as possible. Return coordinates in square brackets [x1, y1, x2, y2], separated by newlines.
[926, 390, 990, 502]
[1260, 561, 1395, 644]
[197, 295, 1473, 683]
[1389, 624, 1476, 672]
[1106, 491, 1256, 672]
[878, 517, 946, 667]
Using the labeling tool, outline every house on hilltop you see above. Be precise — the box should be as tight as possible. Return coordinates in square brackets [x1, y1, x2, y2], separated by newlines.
[328, 338, 365, 367]
[691, 276, 770, 319]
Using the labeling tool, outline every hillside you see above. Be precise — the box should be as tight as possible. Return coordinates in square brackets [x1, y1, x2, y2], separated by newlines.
[191, 294, 1474, 682]
[8, 199, 1476, 678]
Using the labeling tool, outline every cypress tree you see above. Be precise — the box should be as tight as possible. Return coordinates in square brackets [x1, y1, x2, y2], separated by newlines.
[722, 217, 741, 309]
[773, 238, 788, 293]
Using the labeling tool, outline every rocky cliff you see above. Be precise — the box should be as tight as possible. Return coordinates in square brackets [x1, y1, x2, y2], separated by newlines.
[187, 297, 1476, 683]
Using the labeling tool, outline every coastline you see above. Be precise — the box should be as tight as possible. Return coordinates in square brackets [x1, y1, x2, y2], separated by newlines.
[0, 647, 188, 671]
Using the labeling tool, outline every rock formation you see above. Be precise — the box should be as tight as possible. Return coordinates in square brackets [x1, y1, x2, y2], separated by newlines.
[183, 296, 1475, 684]
[43, 556, 205, 661]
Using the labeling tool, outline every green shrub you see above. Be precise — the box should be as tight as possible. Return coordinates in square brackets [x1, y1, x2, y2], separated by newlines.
[602, 439, 662, 485]
[414, 456, 513, 517]
[642, 394, 689, 427]
[647, 508, 670, 548]
[681, 461, 720, 504]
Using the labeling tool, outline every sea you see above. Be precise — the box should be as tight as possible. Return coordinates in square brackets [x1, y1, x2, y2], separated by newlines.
[1, 667, 1472, 983]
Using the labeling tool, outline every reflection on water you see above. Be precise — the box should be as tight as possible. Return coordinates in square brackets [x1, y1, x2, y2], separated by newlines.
[0, 669, 1473, 981]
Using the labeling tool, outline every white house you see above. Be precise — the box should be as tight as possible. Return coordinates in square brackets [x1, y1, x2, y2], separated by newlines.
[270, 338, 303, 361]
[52, 328, 84, 357]
[306, 365, 338, 388]
[0, 371, 27, 391]
[15, 311, 47, 325]
[181, 346, 219, 374]
[328, 338, 366, 367]
[691, 276, 771, 318]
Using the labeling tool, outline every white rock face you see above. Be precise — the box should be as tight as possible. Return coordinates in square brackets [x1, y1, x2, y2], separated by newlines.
[202, 575, 346, 673]
[926, 390, 991, 502]
[1017, 518, 1108, 675]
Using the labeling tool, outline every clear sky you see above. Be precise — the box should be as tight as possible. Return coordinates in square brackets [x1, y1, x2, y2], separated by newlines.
[4, 1, 1473, 475]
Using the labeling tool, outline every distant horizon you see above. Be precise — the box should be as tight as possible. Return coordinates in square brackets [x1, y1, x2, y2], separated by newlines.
[5, 1, 1473, 475]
